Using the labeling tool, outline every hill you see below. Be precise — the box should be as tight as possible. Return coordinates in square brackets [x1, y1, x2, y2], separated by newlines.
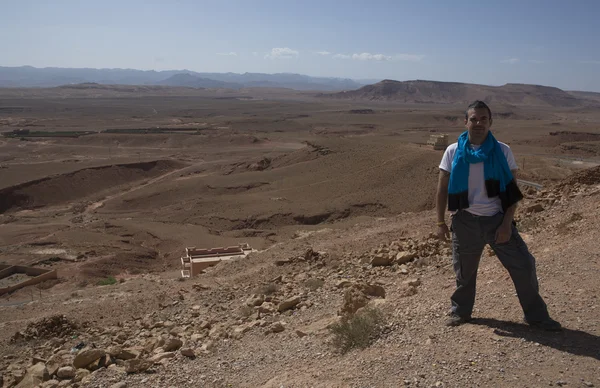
[0, 66, 364, 91]
[156, 73, 243, 89]
[324, 79, 596, 107]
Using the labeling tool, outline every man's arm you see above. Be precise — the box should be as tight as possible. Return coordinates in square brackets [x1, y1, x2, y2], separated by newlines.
[496, 169, 519, 243]
[436, 169, 450, 223]
[436, 169, 450, 240]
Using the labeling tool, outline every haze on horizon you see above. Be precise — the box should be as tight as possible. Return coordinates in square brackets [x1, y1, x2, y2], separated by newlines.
[2, 0, 600, 92]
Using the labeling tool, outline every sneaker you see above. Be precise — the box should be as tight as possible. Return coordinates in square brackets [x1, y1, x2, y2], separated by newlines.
[526, 317, 562, 331]
[446, 313, 472, 327]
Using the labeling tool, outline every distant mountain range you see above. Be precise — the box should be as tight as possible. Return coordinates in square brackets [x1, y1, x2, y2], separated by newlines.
[321, 79, 600, 107]
[0, 66, 364, 91]
[2, 67, 599, 106]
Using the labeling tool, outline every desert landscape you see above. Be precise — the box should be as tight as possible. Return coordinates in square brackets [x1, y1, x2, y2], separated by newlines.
[0, 80, 599, 388]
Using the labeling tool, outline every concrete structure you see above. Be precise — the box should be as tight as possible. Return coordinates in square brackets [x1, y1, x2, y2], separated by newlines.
[0, 264, 58, 296]
[181, 243, 252, 278]
[427, 134, 449, 150]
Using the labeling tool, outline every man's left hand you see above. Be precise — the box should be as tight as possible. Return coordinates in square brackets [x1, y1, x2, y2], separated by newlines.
[495, 223, 512, 244]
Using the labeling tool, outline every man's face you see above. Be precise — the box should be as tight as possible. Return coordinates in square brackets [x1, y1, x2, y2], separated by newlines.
[465, 108, 492, 145]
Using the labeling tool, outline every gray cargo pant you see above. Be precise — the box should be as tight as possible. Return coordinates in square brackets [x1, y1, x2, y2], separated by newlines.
[450, 210, 550, 322]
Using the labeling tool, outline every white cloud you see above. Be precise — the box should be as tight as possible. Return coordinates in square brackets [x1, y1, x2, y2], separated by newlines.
[332, 54, 351, 59]
[265, 47, 299, 59]
[579, 60, 600, 65]
[252, 52, 258, 57]
[315, 51, 331, 56]
[501, 58, 520, 64]
[331, 52, 424, 62]
[217, 52, 237, 56]
[353, 52, 392, 61]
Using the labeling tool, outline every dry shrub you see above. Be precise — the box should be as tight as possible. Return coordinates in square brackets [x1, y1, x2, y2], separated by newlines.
[329, 307, 385, 353]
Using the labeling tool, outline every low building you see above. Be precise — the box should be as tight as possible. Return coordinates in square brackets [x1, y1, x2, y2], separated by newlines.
[427, 134, 449, 150]
[181, 243, 252, 278]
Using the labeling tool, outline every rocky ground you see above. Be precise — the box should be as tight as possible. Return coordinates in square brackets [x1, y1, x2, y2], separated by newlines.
[1, 167, 599, 388]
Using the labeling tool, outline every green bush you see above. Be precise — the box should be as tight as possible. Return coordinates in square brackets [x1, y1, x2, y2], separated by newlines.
[97, 276, 117, 286]
[329, 307, 385, 353]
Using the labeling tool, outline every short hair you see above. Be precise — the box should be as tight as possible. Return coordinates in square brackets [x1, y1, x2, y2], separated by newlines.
[465, 100, 492, 120]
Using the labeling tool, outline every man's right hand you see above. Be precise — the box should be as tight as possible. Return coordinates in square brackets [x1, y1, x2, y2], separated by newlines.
[437, 223, 450, 241]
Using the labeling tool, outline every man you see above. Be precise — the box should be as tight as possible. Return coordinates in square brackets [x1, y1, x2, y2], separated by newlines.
[436, 100, 561, 331]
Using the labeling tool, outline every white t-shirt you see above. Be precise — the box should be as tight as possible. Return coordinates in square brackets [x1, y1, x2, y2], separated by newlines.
[439, 141, 518, 216]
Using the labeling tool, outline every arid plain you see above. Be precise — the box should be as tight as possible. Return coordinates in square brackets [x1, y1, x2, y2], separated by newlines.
[0, 84, 599, 387]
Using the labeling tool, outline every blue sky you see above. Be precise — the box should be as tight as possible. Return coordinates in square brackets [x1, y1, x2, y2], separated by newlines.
[2, 0, 600, 91]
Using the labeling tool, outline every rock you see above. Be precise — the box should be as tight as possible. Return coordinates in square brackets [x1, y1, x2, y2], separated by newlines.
[73, 369, 90, 383]
[116, 348, 139, 360]
[149, 352, 175, 363]
[201, 340, 215, 352]
[398, 265, 409, 275]
[335, 280, 353, 289]
[274, 258, 291, 266]
[191, 333, 205, 342]
[266, 322, 285, 334]
[526, 203, 544, 213]
[396, 251, 417, 264]
[45, 354, 63, 377]
[277, 296, 301, 312]
[340, 287, 369, 316]
[32, 356, 47, 365]
[115, 332, 128, 344]
[16, 363, 49, 388]
[163, 338, 183, 352]
[110, 383, 127, 388]
[73, 348, 105, 369]
[124, 359, 153, 374]
[41, 380, 60, 388]
[180, 348, 195, 358]
[371, 254, 393, 266]
[56, 366, 75, 379]
[404, 278, 421, 287]
[106, 346, 123, 357]
[361, 283, 386, 298]
[257, 302, 276, 314]
[295, 330, 308, 338]
[246, 295, 265, 307]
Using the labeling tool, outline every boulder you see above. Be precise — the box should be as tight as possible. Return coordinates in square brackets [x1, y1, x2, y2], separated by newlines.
[149, 352, 175, 363]
[73, 369, 90, 383]
[180, 348, 195, 358]
[396, 251, 417, 264]
[124, 359, 153, 374]
[41, 380, 60, 388]
[371, 253, 393, 266]
[257, 302, 276, 314]
[16, 363, 49, 388]
[56, 366, 76, 379]
[163, 338, 183, 352]
[73, 349, 105, 369]
[45, 354, 63, 377]
[116, 348, 140, 360]
[266, 321, 285, 334]
[277, 296, 301, 312]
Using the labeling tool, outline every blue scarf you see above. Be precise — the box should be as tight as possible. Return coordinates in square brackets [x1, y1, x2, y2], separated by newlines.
[448, 131, 523, 212]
